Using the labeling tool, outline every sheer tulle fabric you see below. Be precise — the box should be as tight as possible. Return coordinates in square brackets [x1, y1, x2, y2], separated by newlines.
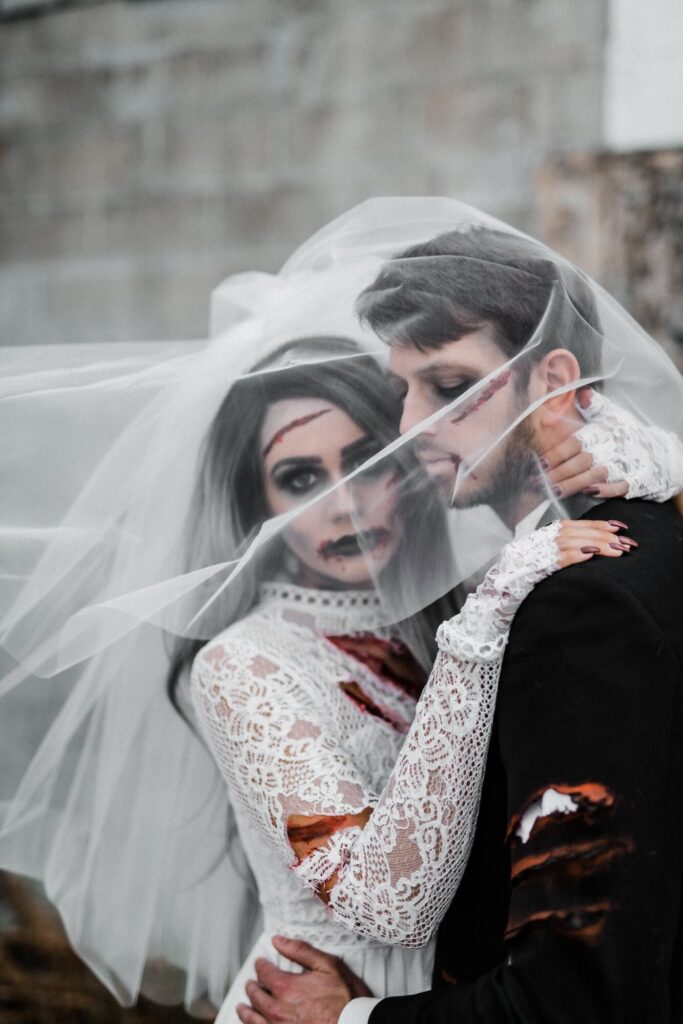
[1, 197, 683, 1013]
[3, 201, 683, 672]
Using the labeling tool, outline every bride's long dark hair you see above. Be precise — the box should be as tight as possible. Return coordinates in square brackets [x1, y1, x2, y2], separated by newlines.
[166, 336, 457, 716]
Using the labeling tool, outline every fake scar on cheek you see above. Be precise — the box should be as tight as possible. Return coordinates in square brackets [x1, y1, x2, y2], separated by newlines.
[450, 370, 512, 424]
[262, 408, 332, 459]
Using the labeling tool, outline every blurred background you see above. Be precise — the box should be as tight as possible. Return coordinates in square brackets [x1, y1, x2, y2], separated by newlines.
[0, 0, 681, 1020]
[1, 0, 682, 356]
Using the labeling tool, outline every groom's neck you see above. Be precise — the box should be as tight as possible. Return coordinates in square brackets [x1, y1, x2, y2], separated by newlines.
[492, 485, 544, 532]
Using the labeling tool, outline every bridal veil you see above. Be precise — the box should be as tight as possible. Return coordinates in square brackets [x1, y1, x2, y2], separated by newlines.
[1, 197, 682, 1014]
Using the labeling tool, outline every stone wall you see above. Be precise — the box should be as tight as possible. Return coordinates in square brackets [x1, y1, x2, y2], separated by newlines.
[0, 0, 608, 345]
[538, 149, 683, 366]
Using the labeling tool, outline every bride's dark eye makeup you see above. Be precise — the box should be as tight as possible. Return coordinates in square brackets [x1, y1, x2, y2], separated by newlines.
[269, 435, 392, 500]
[342, 437, 391, 479]
[271, 460, 326, 496]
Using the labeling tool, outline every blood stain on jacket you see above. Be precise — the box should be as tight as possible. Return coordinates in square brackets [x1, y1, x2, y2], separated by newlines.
[504, 781, 633, 946]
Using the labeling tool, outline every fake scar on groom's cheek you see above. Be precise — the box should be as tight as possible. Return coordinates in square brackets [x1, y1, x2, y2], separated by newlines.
[504, 782, 633, 944]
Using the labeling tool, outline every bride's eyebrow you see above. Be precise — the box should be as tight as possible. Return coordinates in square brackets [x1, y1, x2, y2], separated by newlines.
[340, 434, 376, 461]
[270, 455, 323, 474]
[262, 408, 332, 459]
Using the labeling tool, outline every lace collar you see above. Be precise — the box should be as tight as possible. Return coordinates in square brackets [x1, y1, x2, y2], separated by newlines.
[259, 581, 386, 635]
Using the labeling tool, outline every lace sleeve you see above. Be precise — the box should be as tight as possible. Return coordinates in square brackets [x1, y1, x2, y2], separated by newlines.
[311, 524, 561, 947]
[577, 391, 683, 501]
[191, 526, 561, 949]
[190, 631, 378, 862]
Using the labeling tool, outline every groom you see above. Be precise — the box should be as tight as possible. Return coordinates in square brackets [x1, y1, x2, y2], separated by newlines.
[237, 228, 683, 1023]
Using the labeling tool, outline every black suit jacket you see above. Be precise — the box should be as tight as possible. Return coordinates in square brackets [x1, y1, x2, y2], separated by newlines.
[370, 498, 683, 1023]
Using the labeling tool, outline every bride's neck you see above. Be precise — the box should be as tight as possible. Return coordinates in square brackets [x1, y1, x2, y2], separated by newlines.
[290, 562, 374, 592]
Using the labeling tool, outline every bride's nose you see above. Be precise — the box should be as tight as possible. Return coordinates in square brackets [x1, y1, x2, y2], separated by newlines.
[326, 480, 357, 522]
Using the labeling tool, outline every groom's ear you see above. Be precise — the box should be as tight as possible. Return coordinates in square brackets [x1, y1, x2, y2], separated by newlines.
[528, 348, 582, 431]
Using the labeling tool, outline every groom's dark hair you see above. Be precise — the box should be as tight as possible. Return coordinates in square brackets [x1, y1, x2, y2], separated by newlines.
[357, 227, 602, 381]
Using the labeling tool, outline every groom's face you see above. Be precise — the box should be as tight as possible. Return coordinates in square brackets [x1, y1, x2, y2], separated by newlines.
[389, 327, 536, 508]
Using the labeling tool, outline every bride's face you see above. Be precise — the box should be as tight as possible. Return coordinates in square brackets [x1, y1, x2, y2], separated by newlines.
[260, 398, 401, 586]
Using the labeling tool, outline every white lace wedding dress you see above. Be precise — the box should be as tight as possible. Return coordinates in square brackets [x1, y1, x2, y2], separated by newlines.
[190, 526, 562, 1022]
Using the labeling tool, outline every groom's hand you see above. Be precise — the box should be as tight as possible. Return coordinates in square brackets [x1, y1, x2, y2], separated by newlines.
[236, 935, 371, 1024]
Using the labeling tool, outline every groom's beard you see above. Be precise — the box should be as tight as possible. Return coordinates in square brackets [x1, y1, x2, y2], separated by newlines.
[449, 416, 538, 513]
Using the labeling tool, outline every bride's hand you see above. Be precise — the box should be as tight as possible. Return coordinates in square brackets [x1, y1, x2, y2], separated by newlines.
[553, 517, 635, 567]
[538, 388, 683, 502]
[436, 519, 636, 661]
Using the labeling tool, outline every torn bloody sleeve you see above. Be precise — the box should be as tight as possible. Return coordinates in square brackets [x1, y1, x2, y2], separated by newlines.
[370, 561, 683, 1024]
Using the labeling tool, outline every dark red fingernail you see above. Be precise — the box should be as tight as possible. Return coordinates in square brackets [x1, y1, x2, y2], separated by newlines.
[539, 457, 549, 470]
[581, 546, 600, 554]
[584, 485, 601, 495]
[608, 520, 629, 530]
[621, 538, 639, 547]
[552, 485, 562, 497]
[609, 543, 625, 551]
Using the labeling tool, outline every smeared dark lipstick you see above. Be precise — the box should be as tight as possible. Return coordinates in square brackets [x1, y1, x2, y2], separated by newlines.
[318, 527, 390, 560]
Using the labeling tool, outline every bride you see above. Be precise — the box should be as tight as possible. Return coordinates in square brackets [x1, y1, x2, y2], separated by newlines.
[179, 335, 650, 1023]
[0, 198, 682, 1020]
